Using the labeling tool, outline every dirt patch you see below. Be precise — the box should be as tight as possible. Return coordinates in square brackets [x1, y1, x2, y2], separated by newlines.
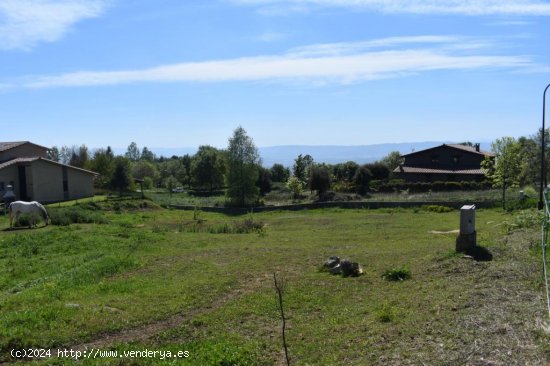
[430, 229, 459, 234]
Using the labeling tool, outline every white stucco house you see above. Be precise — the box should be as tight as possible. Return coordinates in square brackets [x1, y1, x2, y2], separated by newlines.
[0, 141, 97, 203]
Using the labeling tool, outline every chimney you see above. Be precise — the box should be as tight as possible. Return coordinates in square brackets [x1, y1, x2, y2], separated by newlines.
[475, 143, 480, 152]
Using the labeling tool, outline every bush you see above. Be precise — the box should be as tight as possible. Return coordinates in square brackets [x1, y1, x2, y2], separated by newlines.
[382, 267, 411, 281]
[375, 303, 396, 323]
[503, 209, 543, 233]
[309, 165, 331, 197]
[423, 205, 453, 213]
[48, 206, 108, 226]
[354, 165, 372, 195]
[378, 180, 492, 193]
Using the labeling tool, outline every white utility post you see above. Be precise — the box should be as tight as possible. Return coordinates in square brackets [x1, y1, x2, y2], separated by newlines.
[456, 204, 476, 252]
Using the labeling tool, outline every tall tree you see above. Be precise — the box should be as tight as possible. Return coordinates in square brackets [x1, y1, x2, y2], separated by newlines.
[379, 151, 403, 173]
[59, 146, 72, 165]
[110, 157, 133, 195]
[257, 167, 273, 196]
[132, 160, 160, 183]
[91, 148, 115, 188]
[226, 126, 260, 206]
[180, 154, 193, 189]
[141, 146, 155, 162]
[164, 175, 180, 197]
[125, 142, 141, 161]
[309, 165, 331, 198]
[270, 163, 290, 183]
[332, 161, 358, 183]
[482, 137, 521, 209]
[191, 145, 225, 192]
[293, 154, 314, 183]
[69, 145, 90, 169]
[48, 146, 60, 162]
[354, 165, 373, 195]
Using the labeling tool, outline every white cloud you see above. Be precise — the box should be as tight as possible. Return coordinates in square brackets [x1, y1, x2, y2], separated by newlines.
[257, 32, 288, 42]
[18, 36, 537, 88]
[0, 0, 109, 50]
[231, 0, 550, 16]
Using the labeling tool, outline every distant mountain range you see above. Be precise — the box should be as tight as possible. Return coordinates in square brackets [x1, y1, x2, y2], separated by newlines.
[113, 141, 491, 167]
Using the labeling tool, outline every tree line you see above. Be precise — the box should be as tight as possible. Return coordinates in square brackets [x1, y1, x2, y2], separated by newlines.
[46, 127, 404, 206]
[47, 126, 546, 207]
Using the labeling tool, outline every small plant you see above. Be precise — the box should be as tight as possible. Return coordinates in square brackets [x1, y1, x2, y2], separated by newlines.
[423, 205, 453, 213]
[13, 213, 33, 227]
[382, 267, 411, 281]
[193, 206, 204, 223]
[233, 216, 264, 234]
[375, 303, 396, 323]
[48, 206, 108, 226]
[503, 209, 543, 233]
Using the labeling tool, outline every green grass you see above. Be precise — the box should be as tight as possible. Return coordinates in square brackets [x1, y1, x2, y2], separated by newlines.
[45, 195, 108, 208]
[0, 200, 547, 365]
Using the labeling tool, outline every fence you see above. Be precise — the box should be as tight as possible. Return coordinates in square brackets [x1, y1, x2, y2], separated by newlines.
[169, 200, 501, 214]
[542, 190, 550, 318]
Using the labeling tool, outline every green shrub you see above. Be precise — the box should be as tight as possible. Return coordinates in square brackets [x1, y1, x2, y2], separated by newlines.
[48, 206, 108, 226]
[233, 217, 264, 234]
[375, 303, 396, 323]
[12, 214, 32, 227]
[503, 209, 543, 233]
[423, 205, 453, 213]
[382, 267, 411, 281]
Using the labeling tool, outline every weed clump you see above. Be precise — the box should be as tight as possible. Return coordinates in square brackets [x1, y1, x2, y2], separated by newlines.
[503, 209, 543, 233]
[382, 267, 411, 281]
[375, 303, 396, 323]
[48, 206, 108, 226]
[423, 205, 453, 213]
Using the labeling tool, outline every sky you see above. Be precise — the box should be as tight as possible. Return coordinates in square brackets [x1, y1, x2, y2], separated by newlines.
[0, 0, 549, 150]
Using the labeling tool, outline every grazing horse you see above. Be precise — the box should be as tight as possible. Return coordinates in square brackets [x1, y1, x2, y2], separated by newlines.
[8, 201, 49, 228]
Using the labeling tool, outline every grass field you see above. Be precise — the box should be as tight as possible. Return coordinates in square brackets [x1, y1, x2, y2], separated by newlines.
[0, 200, 548, 365]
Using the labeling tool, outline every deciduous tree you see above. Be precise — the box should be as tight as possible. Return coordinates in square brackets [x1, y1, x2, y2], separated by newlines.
[309, 165, 331, 197]
[226, 126, 260, 206]
[482, 137, 521, 209]
[191, 145, 225, 192]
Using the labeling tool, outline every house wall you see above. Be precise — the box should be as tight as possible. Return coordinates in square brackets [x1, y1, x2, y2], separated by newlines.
[67, 168, 94, 200]
[30, 160, 95, 202]
[404, 147, 485, 169]
[30, 160, 64, 202]
[0, 144, 48, 163]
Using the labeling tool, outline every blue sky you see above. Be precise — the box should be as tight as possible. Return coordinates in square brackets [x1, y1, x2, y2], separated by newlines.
[1, 0, 549, 150]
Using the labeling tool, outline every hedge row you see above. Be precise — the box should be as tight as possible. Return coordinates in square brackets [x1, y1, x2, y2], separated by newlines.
[373, 180, 492, 193]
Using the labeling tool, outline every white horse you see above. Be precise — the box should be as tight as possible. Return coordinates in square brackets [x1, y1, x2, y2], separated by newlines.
[8, 201, 49, 228]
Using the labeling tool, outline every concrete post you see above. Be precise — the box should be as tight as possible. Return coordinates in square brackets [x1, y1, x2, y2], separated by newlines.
[456, 204, 477, 252]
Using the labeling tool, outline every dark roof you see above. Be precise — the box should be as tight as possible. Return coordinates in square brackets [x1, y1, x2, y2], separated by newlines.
[401, 144, 495, 158]
[0, 141, 49, 152]
[0, 157, 97, 175]
[393, 165, 487, 175]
